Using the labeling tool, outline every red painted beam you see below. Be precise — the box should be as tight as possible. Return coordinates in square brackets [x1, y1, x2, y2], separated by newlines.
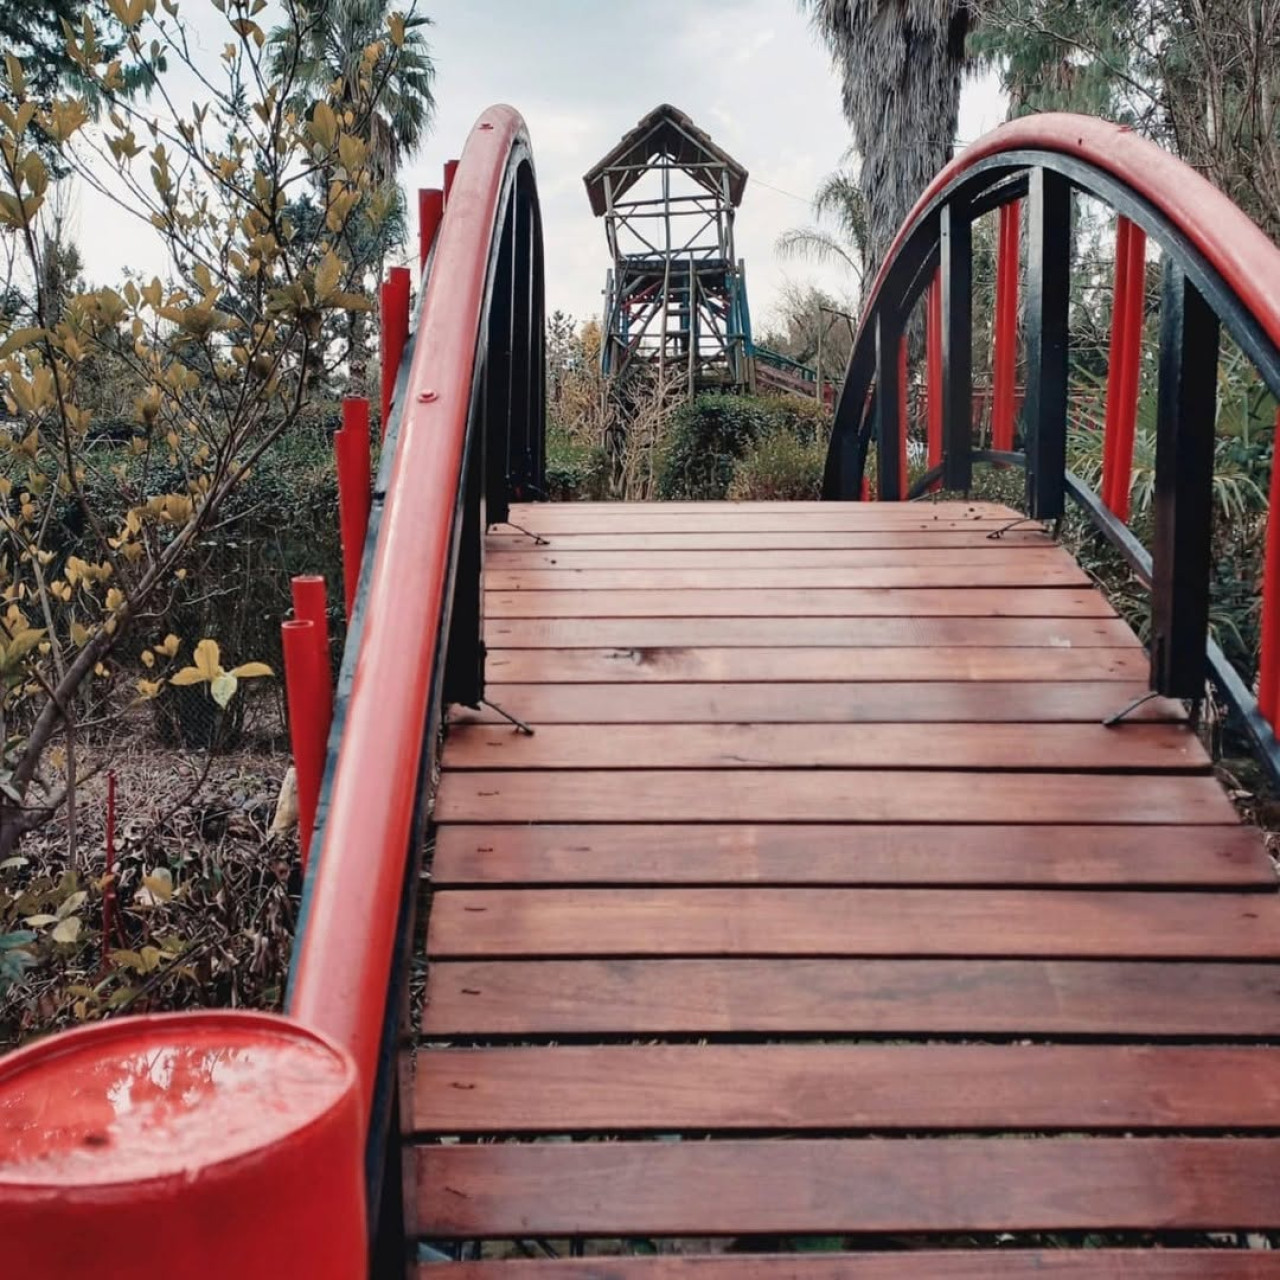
[992, 199, 1021, 453]
[335, 398, 373, 618]
[282, 618, 325, 870]
[444, 157, 460, 205]
[1103, 218, 1146, 521]
[926, 271, 943, 491]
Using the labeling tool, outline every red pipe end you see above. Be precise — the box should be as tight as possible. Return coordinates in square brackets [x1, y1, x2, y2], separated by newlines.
[282, 617, 329, 869]
[443, 158, 460, 205]
[0, 1011, 364, 1279]
[418, 187, 444, 275]
[336, 400, 373, 619]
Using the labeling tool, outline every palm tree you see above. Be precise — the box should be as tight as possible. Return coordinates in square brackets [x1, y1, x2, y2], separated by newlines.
[271, 0, 436, 185]
[802, 0, 974, 278]
[776, 163, 871, 287]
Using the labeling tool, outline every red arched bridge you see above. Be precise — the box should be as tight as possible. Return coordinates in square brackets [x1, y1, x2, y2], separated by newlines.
[9, 107, 1280, 1278]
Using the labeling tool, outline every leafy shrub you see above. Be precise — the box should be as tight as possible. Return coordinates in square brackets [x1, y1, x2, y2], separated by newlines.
[729, 431, 828, 501]
[658, 393, 831, 500]
[544, 422, 607, 502]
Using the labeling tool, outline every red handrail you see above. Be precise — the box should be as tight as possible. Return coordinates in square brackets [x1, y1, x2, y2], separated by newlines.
[287, 105, 531, 1119]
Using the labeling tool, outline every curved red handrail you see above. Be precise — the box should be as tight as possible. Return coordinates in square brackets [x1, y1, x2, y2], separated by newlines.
[860, 113, 1280, 355]
[288, 105, 530, 1119]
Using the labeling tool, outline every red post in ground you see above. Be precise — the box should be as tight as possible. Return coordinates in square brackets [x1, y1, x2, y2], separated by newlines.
[418, 187, 444, 276]
[0, 1011, 364, 1280]
[379, 266, 412, 440]
[897, 335, 910, 500]
[1258, 408, 1280, 729]
[992, 199, 1022, 453]
[926, 271, 943, 490]
[335, 399, 373, 619]
[282, 610, 329, 872]
[444, 158, 460, 205]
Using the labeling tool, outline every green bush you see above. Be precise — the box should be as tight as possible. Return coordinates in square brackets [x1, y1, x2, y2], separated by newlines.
[544, 422, 607, 501]
[657, 393, 831, 500]
[729, 431, 828, 501]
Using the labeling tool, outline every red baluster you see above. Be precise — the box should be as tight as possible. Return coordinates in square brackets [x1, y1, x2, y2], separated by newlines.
[992, 200, 1021, 453]
[379, 266, 411, 439]
[335, 398, 373, 618]
[418, 187, 444, 275]
[444, 158, 460, 205]
[1103, 217, 1146, 520]
[926, 271, 943, 490]
[898, 335, 909, 500]
[283, 576, 333, 870]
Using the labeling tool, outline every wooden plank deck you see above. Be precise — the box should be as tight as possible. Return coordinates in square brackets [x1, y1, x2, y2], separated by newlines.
[412, 501, 1280, 1273]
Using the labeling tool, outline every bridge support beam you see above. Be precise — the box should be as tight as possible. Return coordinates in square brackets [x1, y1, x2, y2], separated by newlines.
[1151, 260, 1219, 700]
[1023, 168, 1072, 523]
[940, 200, 974, 492]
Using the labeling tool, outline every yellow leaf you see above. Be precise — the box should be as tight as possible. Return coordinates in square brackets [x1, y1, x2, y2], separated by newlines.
[157, 633, 180, 657]
[135, 678, 163, 700]
[192, 638, 221, 680]
[52, 916, 81, 944]
[70, 621, 89, 648]
[313, 249, 342, 304]
[228, 661, 273, 679]
[167, 666, 205, 686]
[140, 649, 154, 668]
[143, 868, 172, 902]
[388, 12, 406, 46]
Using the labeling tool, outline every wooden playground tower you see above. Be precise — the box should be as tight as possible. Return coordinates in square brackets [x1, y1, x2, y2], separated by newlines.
[585, 104, 754, 395]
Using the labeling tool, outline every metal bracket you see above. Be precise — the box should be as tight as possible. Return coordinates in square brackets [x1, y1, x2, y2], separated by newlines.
[498, 520, 548, 546]
[1103, 689, 1162, 728]
[481, 698, 536, 736]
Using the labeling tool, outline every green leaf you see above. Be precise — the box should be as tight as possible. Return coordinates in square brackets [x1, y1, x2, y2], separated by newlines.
[210, 671, 237, 708]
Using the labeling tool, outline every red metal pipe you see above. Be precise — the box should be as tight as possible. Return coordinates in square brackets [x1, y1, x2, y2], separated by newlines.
[1101, 217, 1133, 513]
[288, 106, 530, 1119]
[992, 199, 1021, 453]
[335, 399, 373, 619]
[1113, 221, 1147, 523]
[281, 617, 327, 872]
[418, 187, 444, 276]
[443, 158, 459, 205]
[897, 335, 909, 500]
[379, 266, 411, 440]
[1259, 407, 1280, 728]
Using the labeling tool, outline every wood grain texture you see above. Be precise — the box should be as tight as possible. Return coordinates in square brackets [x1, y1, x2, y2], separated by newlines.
[488, 545, 1063, 569]
[430, 824, 1274, 888]
[484, 646, 1148, 684]
[413, 1044, 1280, 1133]
[453, 682, 1182, 725]
[429, 1254, 1280, 1280]
[486, 564, 1091, 591]
[426, 888, 1280, 959]
[412, 1137, 1280, 1237]
[434, 770, 1236, 825]
[485, 616, 1142, 649]
[486, 587, 1115, 619]
[489, 528, 1057, 551]
[421, 959, 1280, 1037]
[442, 722, 1206, 772]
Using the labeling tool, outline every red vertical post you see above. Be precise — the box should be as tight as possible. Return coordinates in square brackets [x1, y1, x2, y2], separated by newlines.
[1103, 217, 1146, 520]
[282, 619, 325, 872]
[285, 576, 332, 873]
[443, 158, 459, 205]
[418, 187, 444, 275]
[926, 271, 943, 490]
[335, 398, 373, 619]
[897, 335, 910, 500]
[379, 266, 411, 439]
[992, 199, 1021, 453]
[1259, 408, 1280, 729]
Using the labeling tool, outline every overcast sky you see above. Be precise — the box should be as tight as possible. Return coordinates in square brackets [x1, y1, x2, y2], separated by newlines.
[69, 1, 1006, 332]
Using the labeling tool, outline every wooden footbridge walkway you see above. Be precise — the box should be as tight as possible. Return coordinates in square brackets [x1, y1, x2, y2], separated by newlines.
[15, 108, 1280, 1278]
[409, 498, 1280, 1271]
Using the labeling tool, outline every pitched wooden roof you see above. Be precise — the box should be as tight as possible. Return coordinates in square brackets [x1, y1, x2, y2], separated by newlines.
[584, 104, 749, 216]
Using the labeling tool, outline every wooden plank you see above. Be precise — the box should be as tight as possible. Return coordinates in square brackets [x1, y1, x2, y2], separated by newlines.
[486, 588, 1114, 619]
[430, 824, 1275, 888]
[489, 529, 1056, 551]
[486, 616, 1142, 649]
[488, 546, 1063, 570]
[443, 723, 1207, 773]
[430, 1253, 1280, 1280]
[484, 647, 1148, 685]
[487, 564, 1091, 591]
[453, 682, 1180, 725]
[413, 1137, 1280, 1237]
[420, 958, 1280, 1037]
[434, 770, 1235, 825]
[414, 1044, 1280, 1133]
[426, 888, 1280, 959]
